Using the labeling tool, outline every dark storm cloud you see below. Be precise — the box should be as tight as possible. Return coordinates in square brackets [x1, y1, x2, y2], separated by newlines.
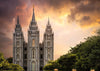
[79, 16, 94, 26]
[75, 1, 100, 13]
[67, 0, 100, 27]
[0, 0, 29, 31]
[0, 0, 28, 57]
[32, 0, 83, 9]
[0, 0, 29, 21]
[0, 0, 28, 32]
[0, 32, 12, 47]
[81, 16, 90, 21]
[0, 32, 12, 57]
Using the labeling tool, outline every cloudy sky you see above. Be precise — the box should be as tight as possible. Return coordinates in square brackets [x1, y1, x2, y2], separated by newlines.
[0, 0, 100, 60]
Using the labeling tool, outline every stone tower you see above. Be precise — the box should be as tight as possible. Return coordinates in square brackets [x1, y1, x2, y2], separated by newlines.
[43, 19, 54, 65]
[27, 8, 40, 71]
[13, 16, 24, 67]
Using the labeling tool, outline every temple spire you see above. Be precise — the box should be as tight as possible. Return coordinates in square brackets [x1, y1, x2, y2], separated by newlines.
[15, 16, 22, 31]
[32, 6, 35, 22]
[47, 18, 51, 27]
[17, 16, 19, 24]
[48, 18, 50, 25]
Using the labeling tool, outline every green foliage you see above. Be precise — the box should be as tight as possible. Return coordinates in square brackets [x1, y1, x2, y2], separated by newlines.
[10, 63, 24, 71]
[44, 54, 77, 71]
[0, 52, 24, 71]
[44, 60, 62, 71]
[7, 57, 13, 63]
[44, 30, 100, 71]
[57, 54, 77, 71]
[70, 36, 100, 71]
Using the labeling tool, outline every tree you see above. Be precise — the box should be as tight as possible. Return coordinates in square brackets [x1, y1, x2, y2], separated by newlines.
[70, 35, 100, 71]
[58, 54, 77, 71]
[44, 54, 77, 71]
[7, 57, 13, 63]
[10, 63, 24, 71]
[0, 52, 24, 71]
[44, 60, 62, 71]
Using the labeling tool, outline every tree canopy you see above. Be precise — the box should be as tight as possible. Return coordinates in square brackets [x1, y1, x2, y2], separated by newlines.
[0, 53, 24, 71]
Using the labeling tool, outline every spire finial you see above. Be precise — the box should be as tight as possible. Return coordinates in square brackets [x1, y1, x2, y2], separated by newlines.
[17, 16, 19, 24]
[32, 5, 35, 22]
[48, 17, 50, 25]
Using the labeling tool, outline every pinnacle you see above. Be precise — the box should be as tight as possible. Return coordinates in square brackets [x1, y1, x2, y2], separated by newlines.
[32, 7, 35, 22]
[17, 16, 19, 24]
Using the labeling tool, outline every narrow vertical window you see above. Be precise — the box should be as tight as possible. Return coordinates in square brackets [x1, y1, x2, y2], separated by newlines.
[32, 39, 35, 47]
[40, 54, 43, 59]
[24, 54, 27, 59]
[33, 50, 34, 58]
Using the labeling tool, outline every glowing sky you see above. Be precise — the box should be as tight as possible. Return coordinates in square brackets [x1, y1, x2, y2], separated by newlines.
[0, 0, 100, 60]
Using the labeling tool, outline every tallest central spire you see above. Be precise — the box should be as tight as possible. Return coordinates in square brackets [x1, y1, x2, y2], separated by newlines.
[32, 6, 35, 22]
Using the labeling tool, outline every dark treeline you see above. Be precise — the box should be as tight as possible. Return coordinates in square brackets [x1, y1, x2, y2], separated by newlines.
[44, 30, 100, 71]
